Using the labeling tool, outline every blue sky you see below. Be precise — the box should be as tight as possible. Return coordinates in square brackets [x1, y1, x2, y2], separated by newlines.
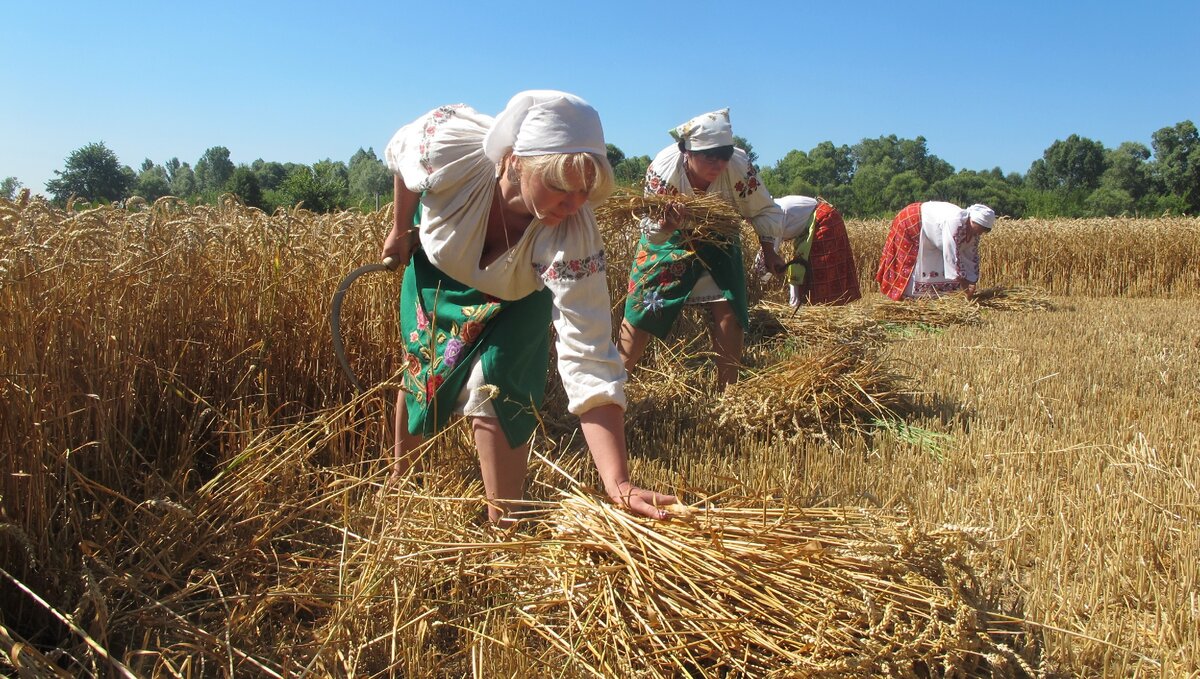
[3, 1, 1197, 193]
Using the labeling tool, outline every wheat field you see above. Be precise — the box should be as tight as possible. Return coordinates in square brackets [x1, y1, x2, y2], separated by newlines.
[1, 193, 1197, 677]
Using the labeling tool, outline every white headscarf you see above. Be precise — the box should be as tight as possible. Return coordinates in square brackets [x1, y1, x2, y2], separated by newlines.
[670, 108, 734, 151]
[482, 90, 606, 162]
[966, 204, 997, 230]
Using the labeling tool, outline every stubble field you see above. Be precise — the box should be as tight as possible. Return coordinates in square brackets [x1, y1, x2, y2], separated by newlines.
[1, 194, 1197, 677]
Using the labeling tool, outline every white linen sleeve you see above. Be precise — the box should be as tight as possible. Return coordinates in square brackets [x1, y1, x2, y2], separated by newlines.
[941, 215, 965, 280]
[956, 232, 981, 283]
[533, 221, 627, 415]
[383, 104, 492, 192]
[728, 150, 784, 244]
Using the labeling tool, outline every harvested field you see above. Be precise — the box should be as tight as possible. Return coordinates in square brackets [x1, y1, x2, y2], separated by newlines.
[2, 194, 1197, 677]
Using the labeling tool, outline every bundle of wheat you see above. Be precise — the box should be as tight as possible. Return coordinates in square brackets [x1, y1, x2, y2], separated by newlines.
[595, 185, 747, 250]
[870, 298, 983, 328]
[968, 285, 1055, 311]
[717, 341, 908, 434]
[514, 492, 1031, 677]
[748, 300, 887, 349]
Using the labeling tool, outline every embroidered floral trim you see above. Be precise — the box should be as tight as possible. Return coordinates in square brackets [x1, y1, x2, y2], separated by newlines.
[645, 166, 680, 196]
[536, 251, 606, 282]
[733, 163, 761, 199]
[416, 104, 466, 188]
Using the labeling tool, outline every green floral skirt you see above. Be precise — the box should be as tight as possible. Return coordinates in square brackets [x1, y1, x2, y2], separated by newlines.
[622, 231, 749, 338]
[399, 249, 552, 448]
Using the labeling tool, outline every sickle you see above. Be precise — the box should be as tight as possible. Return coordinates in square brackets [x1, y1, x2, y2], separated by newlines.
[330, 256, 399, 392]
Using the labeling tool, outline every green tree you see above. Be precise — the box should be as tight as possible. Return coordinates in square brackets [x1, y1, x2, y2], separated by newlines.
[1150, 120, 1200, 213]
[1085, 187, 1135, 216]
[930, 169, 1025, 217]
[2, 177, 20, 200]
[132, 160, 171, 202]
[45, 141, 134, 206]
[348, 148, 392, 210]
[614, 155, 651, 185]
[1026, 134, 1107, 193]
[165, 157, 182, 183]
[852, 135, 952, 185]
[1099, 142, 1152, 211]
[194, 146, 235, 197]
[605, 143, 625, 168]
[277, 161, 349, 212]
[883, 170, 927, 211]
[226, 166, 264, 209]
[732, 135, 758, 166]
[170, 163, 197, 199]
[251, 159, 290, 193]
[761, 142, 854, 205]
[850, 161, 895, 216]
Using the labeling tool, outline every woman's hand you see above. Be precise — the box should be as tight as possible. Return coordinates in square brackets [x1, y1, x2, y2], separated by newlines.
[661, 201, 688, 232]
[381, 226, 417, 265]
[383, 173, 421, 265]
[608, 481, 678, 520]
[760, 243, 787, 276]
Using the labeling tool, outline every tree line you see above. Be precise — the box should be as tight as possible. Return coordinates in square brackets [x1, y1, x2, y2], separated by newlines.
[4, 120, 1197, 218]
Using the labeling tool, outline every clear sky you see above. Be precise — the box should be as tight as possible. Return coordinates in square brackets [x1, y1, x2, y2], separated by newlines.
[3, 0, 1198, 193]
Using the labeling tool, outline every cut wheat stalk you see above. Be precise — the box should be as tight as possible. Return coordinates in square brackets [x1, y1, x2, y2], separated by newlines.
[595, 185, 747, 250]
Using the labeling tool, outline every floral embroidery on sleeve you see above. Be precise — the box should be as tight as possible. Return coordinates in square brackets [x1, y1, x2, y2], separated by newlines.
[733, 164, 761, 199]
[645, 167, 680, 197]
[415, 104, 466, 187]
[535, 251, 607, 282]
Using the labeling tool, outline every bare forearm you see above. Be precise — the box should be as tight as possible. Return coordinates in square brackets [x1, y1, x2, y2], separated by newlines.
[579, 403, 631, 494]
[383, 174, 421, 260]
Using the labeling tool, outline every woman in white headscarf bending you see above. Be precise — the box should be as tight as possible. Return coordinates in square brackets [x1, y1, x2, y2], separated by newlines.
[618, 108, 785, 389]
[876, 201, 997, 300]
[381, 90, 676, 524]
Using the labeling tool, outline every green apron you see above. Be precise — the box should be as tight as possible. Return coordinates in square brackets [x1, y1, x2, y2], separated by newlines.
[623, 230, 749, 339]
[399, 249, 552, 448]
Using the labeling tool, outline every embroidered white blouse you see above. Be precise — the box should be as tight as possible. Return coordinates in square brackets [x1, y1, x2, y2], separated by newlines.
[384, 104, 625, 415]
[906, 201, 981, 296]
[640, 145, 784, 245]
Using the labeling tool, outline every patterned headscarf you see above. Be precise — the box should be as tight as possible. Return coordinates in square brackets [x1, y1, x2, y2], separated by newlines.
[670, 108, 734, 151]
[483, 90, 606, 162]
[966, 204, 997, 230]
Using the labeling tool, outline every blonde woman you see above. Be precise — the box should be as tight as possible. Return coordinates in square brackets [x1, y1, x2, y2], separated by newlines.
[382, 90, 675, 524]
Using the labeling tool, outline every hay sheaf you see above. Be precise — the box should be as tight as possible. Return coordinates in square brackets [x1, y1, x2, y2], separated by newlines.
[870, 297, 984, 328]
[717, 341, 909, 434]
[969, 285, 1055, 311]
[595, 185, 747, 250]
[507, 492, 1031, 677]
[748, 300, 887, 348]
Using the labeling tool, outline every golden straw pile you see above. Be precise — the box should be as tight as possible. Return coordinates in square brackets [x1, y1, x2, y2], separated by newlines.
[717, 341, 908, 434]
[870, 297, 984, 328]
[968, 285, 1055, 311]
[502, 491, 1031, 677]
[595, 185, 748, 249]
[748, 300, 888, 348]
